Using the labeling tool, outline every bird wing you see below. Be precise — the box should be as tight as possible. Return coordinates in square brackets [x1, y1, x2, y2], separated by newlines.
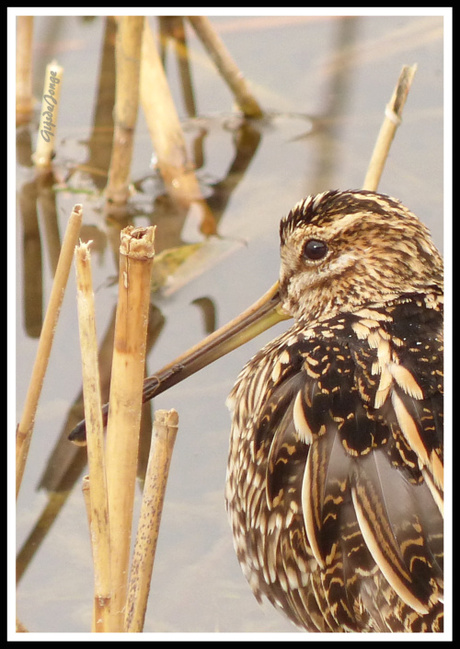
[245, 297, 443, 630]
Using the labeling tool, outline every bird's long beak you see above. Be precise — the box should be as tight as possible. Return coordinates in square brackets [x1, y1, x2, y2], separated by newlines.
[69, 281, 290, 444]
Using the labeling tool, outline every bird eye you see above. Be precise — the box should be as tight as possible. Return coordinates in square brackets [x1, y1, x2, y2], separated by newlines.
[302, 239, 328, 261]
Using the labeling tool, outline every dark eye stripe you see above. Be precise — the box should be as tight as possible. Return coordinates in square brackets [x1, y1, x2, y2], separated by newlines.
[303, 239, 328, 261]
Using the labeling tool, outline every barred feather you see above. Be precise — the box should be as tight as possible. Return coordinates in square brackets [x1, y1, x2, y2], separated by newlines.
[225, 190, 443, 632]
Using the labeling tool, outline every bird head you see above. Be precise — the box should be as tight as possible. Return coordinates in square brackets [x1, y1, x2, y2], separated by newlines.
[279, 190, 443, 323]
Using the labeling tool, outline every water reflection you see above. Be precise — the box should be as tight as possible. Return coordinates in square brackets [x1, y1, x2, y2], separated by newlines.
[15, 17, 267, 595]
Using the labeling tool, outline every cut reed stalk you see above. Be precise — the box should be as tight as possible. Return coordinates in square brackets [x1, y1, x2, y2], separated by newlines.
[187, 16, 263, 118]
[105, 16, 144, 204]
[75, 241, 112, 632]
[363, 64, 417, 192]
[125, 409, 179, 632]
[16, 16, 34, 125]
[140, 19, 216, 235]
[16, 204, 82, 498]
[140, 19, 187, 174]
[33, 60, 63, 168]
[104, 225, 156, 631]
[82, 477, 112, 632]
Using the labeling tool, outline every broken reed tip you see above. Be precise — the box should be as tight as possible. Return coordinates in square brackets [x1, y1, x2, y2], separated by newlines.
[154, 408, 179, 429]
[119, 225, 156, 258]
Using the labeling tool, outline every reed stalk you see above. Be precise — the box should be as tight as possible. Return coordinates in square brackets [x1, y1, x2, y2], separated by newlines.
[104, 225, 156, 631]
[105, 16, 144, 204]
[187, 16, 263, 118]
[33, 60, 63, 168]
[16, 16, 34, 125]
[75, 242, 112, 632]
[140, 19, 216, 235]
[125, 409, 179, 632]
[140, 19, 187, 174]
[363, 64, 417, 192]
[16, 204, 82, 498]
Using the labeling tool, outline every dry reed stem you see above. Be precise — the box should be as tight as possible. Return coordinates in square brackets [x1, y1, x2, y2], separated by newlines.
[82, 478, 112, 632]
[187, 16, 263, 118]
[16, 16, 34, 124]
[105, 16, 144, 204]
[105, 225, 156, 631]
[16, 204, 82, 498]
[140, 19, 216, 234]
[125, 409, 179, 632]
[33, 60, 63, 168]
[140, 19, 187, 174]
[75, 242, 112, 632]
[363, 64, 417, 192]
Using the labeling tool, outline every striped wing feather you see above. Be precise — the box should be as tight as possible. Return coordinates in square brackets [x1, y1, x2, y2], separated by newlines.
[228, 298, 443, 632]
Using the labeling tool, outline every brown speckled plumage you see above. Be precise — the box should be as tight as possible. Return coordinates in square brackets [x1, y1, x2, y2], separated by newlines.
[225, 190, 443, 632]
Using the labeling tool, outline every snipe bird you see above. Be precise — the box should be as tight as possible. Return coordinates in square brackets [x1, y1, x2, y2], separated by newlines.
[224, 190, 443, 632]
[69, 189, 443, 633]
